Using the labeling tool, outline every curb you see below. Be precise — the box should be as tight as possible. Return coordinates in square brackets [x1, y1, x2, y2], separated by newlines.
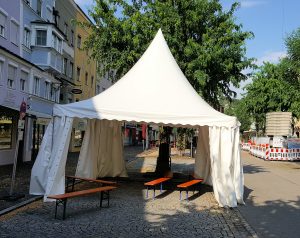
[0, 195, 43, 216]
[235, 207, 259, 238]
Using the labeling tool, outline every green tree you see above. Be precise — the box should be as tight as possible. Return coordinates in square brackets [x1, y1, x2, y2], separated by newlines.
[85, 0, 254, 107]
[243, 62, 298, 132]
[225, 99, 252, 133]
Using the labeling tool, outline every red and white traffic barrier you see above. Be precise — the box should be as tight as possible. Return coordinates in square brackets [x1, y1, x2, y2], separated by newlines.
[241, 143, 251, 151]
[265, 148, 300, 161]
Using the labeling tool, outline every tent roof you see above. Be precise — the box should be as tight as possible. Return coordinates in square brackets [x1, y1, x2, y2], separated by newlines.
[53, 29, 238, 128]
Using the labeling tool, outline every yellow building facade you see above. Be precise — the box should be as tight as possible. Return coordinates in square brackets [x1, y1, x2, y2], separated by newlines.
[69, 5, 97, 152]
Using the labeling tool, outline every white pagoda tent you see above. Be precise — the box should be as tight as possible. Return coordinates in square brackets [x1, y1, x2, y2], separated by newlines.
[30, 29, 244, 207]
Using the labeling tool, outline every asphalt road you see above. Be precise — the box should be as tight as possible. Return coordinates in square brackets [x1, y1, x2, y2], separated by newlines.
[239, 150, 300, 238]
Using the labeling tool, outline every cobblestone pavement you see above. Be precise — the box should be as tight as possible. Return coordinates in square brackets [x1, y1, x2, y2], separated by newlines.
[0, 181, 256, 238]
[0, 152, 79, 211]
[0, 146, 257, 237]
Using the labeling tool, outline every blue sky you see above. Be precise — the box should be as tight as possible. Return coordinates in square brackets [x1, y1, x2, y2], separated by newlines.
[75, 0, 300, 96]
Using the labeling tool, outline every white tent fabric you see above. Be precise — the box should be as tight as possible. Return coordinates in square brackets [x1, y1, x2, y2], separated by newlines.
[76, 119, 127, 178]
[53, 30, 238, 128]
[30, 29, 244, 207]
[30, 117, 73, 199]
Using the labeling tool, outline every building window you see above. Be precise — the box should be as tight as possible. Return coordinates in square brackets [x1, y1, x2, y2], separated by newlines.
[36, 30, 47, 46]
[0, 61, 3, 85]
[33, 76, 40, 95]
[45, 81, 50, 99]
[85, 72, 88, 85]
[52, 33, 62, 52]
[70, 30, 74, 46]
[24, 28, 30, 48]
[0, 115, 13, 150]
[10, 21, 19, 45]
[64, 23, 68, 38]
[20, 71, 28, 91]
[50, 85, 57, 101]
[76, 67, 80, 81]
[7, 65, 16, 89]
[46, 7, 52, 22]
[91, 76, 94, 87]
[63, 58, 67, 75]
[37, 0, 42, 17]
[77, 35, 81, 49]
[0, 12, 6, 37]
[20, 79, 26, 91]
[69, 62, 74, 79]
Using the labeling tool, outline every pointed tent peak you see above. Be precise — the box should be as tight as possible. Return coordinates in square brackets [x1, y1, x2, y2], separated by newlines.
[53, 26, 238, 128]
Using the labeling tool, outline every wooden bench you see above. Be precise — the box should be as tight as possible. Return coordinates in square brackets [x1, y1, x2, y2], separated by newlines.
[177, 179, 203, 200]
[144, 177, 171, 199]
[66, 175, 116, 192]
[47, 186, 117, 220]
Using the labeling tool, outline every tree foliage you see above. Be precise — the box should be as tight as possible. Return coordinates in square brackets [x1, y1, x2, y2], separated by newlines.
[85, 0, 254, 106]
[224, 99, 252, 132]
[234, 27, 300, 133]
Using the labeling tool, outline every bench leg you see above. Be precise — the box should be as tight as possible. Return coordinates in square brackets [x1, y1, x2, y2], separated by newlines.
[55, 200, 58, 218]
[153, 187, 155, 200]
[146, 186, 149, 198]
[72, 179, 75, 192]
[63, 199, 67, 220]
[186, 189, 189, 200]
[100, 191, 110, 208]
[160, 183, 163, 194]
[179, 190, 182, 201]
[107, 191, 110, 207]
[54, 199, 67, 220]
[100, 191, 103, 207]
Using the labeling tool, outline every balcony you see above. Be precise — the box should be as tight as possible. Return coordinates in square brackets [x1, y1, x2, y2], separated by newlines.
[62, 41, 74, 58]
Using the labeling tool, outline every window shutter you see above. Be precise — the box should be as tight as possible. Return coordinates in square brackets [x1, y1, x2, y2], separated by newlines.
[0, 13, 6, 26]
[8, 65, 16, 80]
[21, 71, 28, 80]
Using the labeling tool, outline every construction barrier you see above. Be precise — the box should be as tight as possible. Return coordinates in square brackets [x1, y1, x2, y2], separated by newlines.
[241, 143, 251, 151]
[250, 145, 269, 160]
[249, 147, 300, 161]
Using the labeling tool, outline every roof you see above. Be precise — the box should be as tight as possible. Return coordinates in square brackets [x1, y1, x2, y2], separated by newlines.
[53, 29, 239, 128]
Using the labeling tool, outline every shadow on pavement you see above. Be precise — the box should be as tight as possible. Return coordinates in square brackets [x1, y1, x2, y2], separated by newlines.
[240, 186, 300, 238]
[243, 164, 269, 174]
[0, 181, 255, 238]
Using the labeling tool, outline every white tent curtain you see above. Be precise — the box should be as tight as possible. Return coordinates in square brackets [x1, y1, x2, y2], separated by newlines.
[76, 119, 128, 178]
[194, 126, 212, 185]
[208, 126, 244, 207]
[29, 118, 54, 195]
[29, 116, 73, 201]
[232, 127, 244, 204]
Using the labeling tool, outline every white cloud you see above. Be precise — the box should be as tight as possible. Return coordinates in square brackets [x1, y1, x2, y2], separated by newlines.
[255, 51, 287, 66]
[240, 0, 267, 8]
